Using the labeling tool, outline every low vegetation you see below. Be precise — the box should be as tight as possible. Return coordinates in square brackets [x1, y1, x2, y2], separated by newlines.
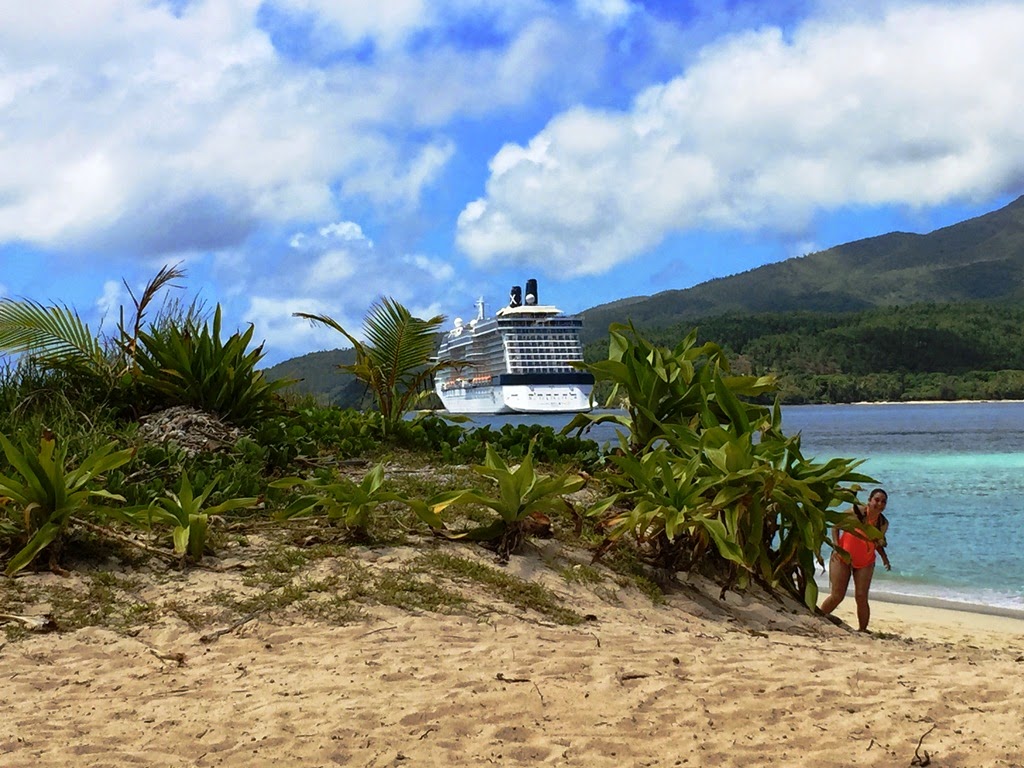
[0, 266, 874, 640]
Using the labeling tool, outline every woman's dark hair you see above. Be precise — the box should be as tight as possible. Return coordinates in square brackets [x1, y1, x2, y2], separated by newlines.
[853, 488, 888, 515]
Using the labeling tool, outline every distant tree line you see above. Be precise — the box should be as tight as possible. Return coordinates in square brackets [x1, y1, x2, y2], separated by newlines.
[584, 302, 1024, 404]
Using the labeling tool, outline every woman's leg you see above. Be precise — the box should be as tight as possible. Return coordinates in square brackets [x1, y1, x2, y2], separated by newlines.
[819, 552, 851, 615]
[851, 564, 876, 631]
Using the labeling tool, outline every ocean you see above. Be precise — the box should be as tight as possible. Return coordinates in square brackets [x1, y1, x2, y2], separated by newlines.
[467, 402, 1024, 613]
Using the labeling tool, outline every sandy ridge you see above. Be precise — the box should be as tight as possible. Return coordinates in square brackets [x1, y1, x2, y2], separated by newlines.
[3, 544, 1024, 767]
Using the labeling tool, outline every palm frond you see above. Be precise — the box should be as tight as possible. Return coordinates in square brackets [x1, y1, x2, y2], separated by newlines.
[293, 312, 365, 351]
[0, 299, 107, 375]
[363, 298, 444, 387]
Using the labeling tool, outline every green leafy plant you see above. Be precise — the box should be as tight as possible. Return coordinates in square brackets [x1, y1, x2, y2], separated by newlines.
[0, 432, 133, 575]
[131, 473, 259, 562]
[273, 463, 468, 540]
[0, 300, 110, 382]
[136, 304, 290, 425]
[443, 423, 600, 469]
[574, 325, 872, 608]
[598, 419, 870, 605]
[272, 463, 404, 540]
[0, 265, 185, 394]
[294, 298, 457, 437]
[566, 323, 777, 452]
[450, 444, 586, 560]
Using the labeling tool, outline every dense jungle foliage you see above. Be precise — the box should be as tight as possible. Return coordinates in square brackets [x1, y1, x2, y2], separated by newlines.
[583, 301, 1024, 404]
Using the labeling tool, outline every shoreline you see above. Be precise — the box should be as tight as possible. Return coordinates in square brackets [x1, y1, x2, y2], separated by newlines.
[830, 591, 1024, 645]
[823, 399, 1024, 406]
[872, 590, 1024, 620]
[812, 569, 1024, 641]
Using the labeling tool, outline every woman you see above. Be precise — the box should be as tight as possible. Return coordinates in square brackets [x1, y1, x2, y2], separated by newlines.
[819, 488, 891, 632]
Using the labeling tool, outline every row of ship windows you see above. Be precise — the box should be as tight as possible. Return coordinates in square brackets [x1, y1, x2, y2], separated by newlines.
[509, 370, 577, 376]
[506, 336, 579, 342]
[501, 321, 582, 327]
[509, 348, 579, 353]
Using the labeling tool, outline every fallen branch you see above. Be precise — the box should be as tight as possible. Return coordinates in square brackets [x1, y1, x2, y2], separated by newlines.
[532, 681, 545, 706]
[199, 610, 262, 644]
[148, 647, 187, 666]
[0, 613, 58, 632]
[72, 518, 179, 563]
[496, 672, 531, 683]
[619, 672, 652, 682]
[359, 625, 398, 639]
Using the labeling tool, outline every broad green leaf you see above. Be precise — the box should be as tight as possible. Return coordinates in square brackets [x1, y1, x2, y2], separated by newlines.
[4, 522, 62, 576]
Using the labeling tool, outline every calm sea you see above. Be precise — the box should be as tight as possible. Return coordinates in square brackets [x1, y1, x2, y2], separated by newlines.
[467, 402, 1024, 612]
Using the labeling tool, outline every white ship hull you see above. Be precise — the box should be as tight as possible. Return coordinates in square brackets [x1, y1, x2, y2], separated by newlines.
[437, 382, 592, 414]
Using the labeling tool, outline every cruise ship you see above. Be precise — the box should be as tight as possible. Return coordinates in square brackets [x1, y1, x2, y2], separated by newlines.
[434, 279, 594, 414]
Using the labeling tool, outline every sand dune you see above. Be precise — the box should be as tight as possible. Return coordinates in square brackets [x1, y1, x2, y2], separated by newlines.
[3, 548, 1024, 767]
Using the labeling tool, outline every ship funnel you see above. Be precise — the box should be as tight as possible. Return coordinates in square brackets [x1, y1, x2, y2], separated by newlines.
[509, 285, 522, 307]
[525, 278, 538, 306]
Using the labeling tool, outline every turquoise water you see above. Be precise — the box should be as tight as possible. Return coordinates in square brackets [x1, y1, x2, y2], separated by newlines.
[784, 402, 1024, 610]
[474, 402, 1024, 610]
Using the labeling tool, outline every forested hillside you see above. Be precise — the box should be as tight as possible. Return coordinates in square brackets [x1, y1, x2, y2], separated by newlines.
[582, 195, 1024, 343]
[583, 302, 1024, 403]
[263, 348, 370, 408]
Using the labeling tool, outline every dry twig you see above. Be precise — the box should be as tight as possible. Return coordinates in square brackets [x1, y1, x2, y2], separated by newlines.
[910, 725, 936, 766]
[199, 611, 261, 644]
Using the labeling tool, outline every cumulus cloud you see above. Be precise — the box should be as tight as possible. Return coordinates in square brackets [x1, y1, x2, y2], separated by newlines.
[576, 0, 637, 25]
[457, 1, 1024, 276]
[271, 0, 430, 51]
[245, 295, 343, 357]
[242, 219, 463, 361]
[0, 0, 604, 257]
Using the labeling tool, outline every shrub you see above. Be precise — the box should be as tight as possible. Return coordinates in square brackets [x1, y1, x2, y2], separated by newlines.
[574, 324, 871, 607]
[135, 305, 289, 426]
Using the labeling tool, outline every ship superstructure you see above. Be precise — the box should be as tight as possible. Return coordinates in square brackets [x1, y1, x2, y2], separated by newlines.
[434, 279, 594, 414]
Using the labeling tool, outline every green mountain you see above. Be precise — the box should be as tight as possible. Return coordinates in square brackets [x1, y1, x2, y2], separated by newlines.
[581, 194, 1024, 342]
[263, 347, 370, 408]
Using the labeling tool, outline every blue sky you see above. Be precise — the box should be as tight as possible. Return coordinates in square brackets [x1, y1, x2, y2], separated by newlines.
[2, 0, 1023, 365]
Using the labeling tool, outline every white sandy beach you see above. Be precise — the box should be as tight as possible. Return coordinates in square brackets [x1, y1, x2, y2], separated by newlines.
[3, 547, 1024, 768]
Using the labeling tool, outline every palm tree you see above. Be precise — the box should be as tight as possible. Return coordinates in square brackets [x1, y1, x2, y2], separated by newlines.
[295, 298, 455, 437]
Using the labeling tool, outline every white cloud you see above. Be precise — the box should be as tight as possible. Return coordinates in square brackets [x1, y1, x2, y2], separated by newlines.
[318, 222, 368, 242]
[576, 0, 636, 25]
[403, 254, 455, 283]
[244, 218, 464, 361]
[457, 1, 1024, 276]
[272, 0, 430, 50]
[95, 280, 126, 321]
[342, 138, 456, 204]
[304, 250, 358, 289]
[0, 0, 681, 263]
[0, 1, 573, 256]
[245, 294, 346, 356]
